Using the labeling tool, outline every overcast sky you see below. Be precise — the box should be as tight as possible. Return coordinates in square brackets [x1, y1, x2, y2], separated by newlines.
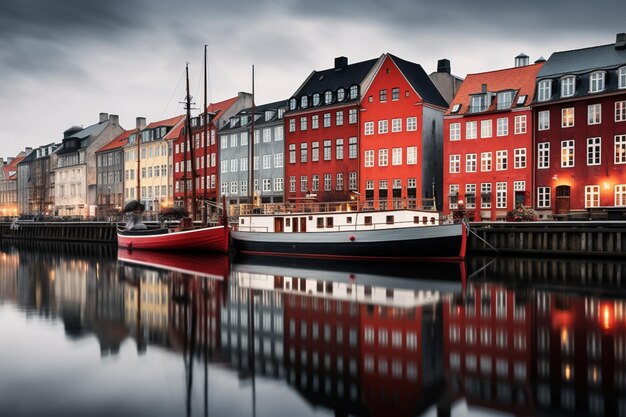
[1, 0, 624, 158]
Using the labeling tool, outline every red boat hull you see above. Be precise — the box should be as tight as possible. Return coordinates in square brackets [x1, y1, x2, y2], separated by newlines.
[117, 225, 229, 253]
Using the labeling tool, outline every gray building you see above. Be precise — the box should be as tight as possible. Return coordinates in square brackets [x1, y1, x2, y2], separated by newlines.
[95, 129, 135, 219]
[218, 100, 288, 211]
[16, 144, 59, 216]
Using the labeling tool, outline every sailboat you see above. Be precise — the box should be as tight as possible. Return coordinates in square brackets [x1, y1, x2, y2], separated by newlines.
[117, 59, 230, 253]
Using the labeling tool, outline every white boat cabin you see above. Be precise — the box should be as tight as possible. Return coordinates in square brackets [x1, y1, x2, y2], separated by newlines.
[235, 208, 440, 233]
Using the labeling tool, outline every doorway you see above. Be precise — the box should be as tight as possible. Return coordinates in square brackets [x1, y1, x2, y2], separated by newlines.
[555, 185, 571, 215]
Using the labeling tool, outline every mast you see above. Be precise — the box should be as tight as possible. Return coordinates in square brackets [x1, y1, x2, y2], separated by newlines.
[136, 123, 141, 202]
[249, 65, 255, 207]
[185, 63, 197, 220]
[203, 45, 208, 226]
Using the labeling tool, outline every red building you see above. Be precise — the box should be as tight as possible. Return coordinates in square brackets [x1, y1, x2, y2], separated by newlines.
[443, 57, 543, 220]
[533, 33, 626, 218]
[285, 54, 448, 208]
[170, 93, 251, 215]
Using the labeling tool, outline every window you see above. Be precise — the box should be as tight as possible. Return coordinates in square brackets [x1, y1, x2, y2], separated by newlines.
[392, 87, 399, 101]
[300, 176, 308, 192]
[470, 94, 488, 112]
[407, 147, 417, 164]
[497, 118, 508, 136]
[466, 121, 477, 139]
[449, 154, 461, 173]
[289, 176, 295, 192]
[514, 148, 526, 169]
[391, 118, 402, 132]
[449, 184, 459, 209]
[323, 140, 332, 161]
[538, 80, 552, 101]
[465, 183, 476, 208]
[378, 120, 388, 134]
[289, 144, 296, 163]
[274, 178, 283, 192]
[481, 120, 492, 138]
[406, 117, 417, 131]
[497, 91, 513, 109]
[365, 150, 374, 167]
[538, 142, 550, 169]
[481, 152, 492, 172]
[300, 143, 308, 163]
[392, 148, 402, 165]
[312, 142, 320, 162]
[450, 123, 461, 141]
[348, 108, 357, 124]
[310, 115, 319, 129]
[221, 160, 228, 173]
[561, 76, 575, 97]
[324, 174, 331, 191]
[336, 139, 344, 160]
[349, 137, 357, 159]
[616, 135, 626, 164]
[336, 111, 344, 126]
[324, 90, 333, 104]
[230, 181, 238, 194]
[496, 182, 507, 208]
[561, 140, 575, 167]
[300, 117, 307, 131]
[379, 149, 388, 166]
[538, 111, 550, 130]
[323, 113, 331, 127]
[311, 175, 319, 191]
[496, 150, 508, 170]
[619, 67, 626, 89]
[616, 185, 626, 206]
[379, 89, 387, 102]
[514, 115, 527, 134]
[289, 119, 296, 132]
[481, 183, 492, 209]
[585, 185, 600, 208]
[466, 153, 477, 172]
[349, 172, 357, 190]
[587, 137, 601, 166]
[262, 179, 271, 192]
[230, 159, 238, 172]
[337, 88, 345, 101]
[616, 101, 626, 122]
[588, 104, 602, 125]
[589, 71, 605, 93]
[562, 108, 575, 127]
[349, 85, 358, 99]
[364, 122, 374, 135]
[336, 173, 343, 191]
[514, 181, 525, 192]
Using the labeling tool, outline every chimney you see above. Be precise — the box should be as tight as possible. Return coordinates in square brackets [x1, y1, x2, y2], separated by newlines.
[25, 147, 32, 155]
[109, 114, 119, 125]
[7, 157, 14, 165]
[136, 117, 147, 131]
[437, 59, 451, 74]
[99, 112, 109, 123]
[481, 84, 488, 93]
[334, 56, 348, 69]
[616, 33, 626, 50]
[535, 56, 546, 64]
[515, 53, 529, 67]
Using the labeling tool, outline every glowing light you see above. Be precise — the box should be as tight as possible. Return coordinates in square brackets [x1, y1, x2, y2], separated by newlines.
[560, 328, 569, 346]
[604, 181, 611, 191]
[564, 364, 572, 381]
[600, 304, 614, 331]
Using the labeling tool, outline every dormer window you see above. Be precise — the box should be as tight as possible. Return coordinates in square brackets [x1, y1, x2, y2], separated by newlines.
[470, 94, 488, 113]
[278, 108, 285, 119]
[589, 71, 605, 93]
[241, 115, 249, 125]
[230, 117, 239, 127]
[312, 93, 321, 106]
[496, 90, 514, 110]
[289, 98, 297, 111]
[450, 104, 461, 114]
[324, 90, 333, 105]
[264, 111, 273, 121]
[301, 95, 308, 109]
[337, 88, 345, 101]
[619, 67, 626, 89]
[349, 85, 358, 100]
[561, 76, 575, 97]
[537, 80, 552, 102]
[516, 95, 527, 106]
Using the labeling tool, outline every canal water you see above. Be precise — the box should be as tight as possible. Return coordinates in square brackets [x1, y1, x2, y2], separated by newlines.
[1, 242, 625, 417]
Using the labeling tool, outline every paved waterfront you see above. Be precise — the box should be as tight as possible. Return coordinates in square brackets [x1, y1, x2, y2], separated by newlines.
[1, 242, 625, 417]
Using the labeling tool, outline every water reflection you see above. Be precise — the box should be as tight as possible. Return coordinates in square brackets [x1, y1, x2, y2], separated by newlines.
[1, 242, 626, 417]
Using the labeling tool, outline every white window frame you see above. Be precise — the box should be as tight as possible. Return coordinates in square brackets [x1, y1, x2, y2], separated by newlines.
[407, 146, 417, 165]
[378, 148, 388, 166]
[589, 71, 605, 93]
[562, 107, 575, 128]
[450, 123, 461, 141]
[406, 117, 417, 131]
[514, 148, 526, 169]
[588, 104, 602, 125]
[616, 101, 626, 122]
[496, 182, 507, 209]
[619, 67, 626, 89]
[449, 154, 461, 173]
[538, 142, 550, 169]
[392, 148, 402, 165]
[364, 121, 374, 135]
[561, 76, 575, 98]
[514, 115, 527, 134]
[481, 152, 492, 172]
[391, 118, 402, 132]
[466, 121, 477, 139]
[587, 137, 601, 166]
[364, 150, 374, 167]
[481, 120, 492, 138]
[378, 120, 388, 134]
[538, 80, 552, 102]
[616, 185, 626, 206]
[466, 153, 477, 173]
[497, 118, 508, 136]
[496, 150, 508, 171]
[585, 185, 600, 208]
[481, 183, 492, 209]
[615, 135, 626, 164]
[538, 111, 550, 131]
[561, 140, 575, 168]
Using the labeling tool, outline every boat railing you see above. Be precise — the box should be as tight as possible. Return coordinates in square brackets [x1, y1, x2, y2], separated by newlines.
[231, 198, 437, 217]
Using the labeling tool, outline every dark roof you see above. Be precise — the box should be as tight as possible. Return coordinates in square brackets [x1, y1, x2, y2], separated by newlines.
[57, 121, 108, 155]
[293, 58, 378, 97]
[389, 54, 448, 108]
[220, 99, 288, 131]
[538, 43, 626, 78]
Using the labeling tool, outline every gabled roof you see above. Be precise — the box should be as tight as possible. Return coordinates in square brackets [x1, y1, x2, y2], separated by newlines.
[220, 99, 289, 131]
[538, 43, 626, 78]
[163, 115, 186, 140]
[446, 63, 544, 116]
[293, 58, 379, 97]
[388, 54, 448, 108]
[206, 96, 240, 123]
[2, 153, 25, 180]
[144, 114, 184, 131]
[96, 129, 136, 153]
[57, 120, 109, 155]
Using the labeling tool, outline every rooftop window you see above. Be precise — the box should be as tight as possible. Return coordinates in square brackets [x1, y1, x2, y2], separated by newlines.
[561, 76, 575, 98]
[537, 80, 552, 102]
[496, 90, 514, 110]
[589, 71, 605, 93]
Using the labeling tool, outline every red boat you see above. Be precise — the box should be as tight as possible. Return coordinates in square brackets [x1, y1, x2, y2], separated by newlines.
[117, 224, 229, 253]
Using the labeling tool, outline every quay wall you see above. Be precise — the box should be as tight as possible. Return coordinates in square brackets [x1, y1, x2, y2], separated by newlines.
[469, 221, 626, 258]
[0, 222, 117, 243]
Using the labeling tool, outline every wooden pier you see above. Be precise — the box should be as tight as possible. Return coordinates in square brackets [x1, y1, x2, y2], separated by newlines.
[469, 221, 626, 258]
[0, 221, 117, 243]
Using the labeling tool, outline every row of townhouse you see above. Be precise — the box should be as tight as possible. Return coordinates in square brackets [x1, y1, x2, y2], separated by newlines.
[444, 33, 626, 220]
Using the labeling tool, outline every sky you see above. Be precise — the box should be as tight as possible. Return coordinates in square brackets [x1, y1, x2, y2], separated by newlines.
[1, 0, 624, 158]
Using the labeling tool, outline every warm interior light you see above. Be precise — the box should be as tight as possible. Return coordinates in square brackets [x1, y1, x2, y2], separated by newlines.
[604, 181, 611, 191]
[564, 364, 572, 381]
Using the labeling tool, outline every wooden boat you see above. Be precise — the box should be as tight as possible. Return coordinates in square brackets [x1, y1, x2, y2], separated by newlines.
[231, 207, 467, 261]
[117, 224, 229, 253]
